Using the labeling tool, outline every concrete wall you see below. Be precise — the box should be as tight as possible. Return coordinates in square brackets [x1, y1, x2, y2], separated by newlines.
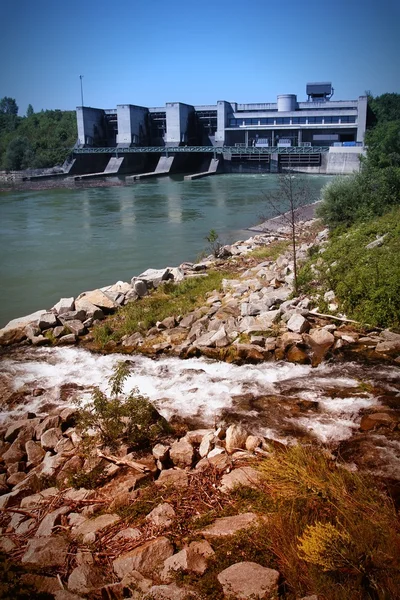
[116, 105, 149, 146]
[76, 107, 106, 146]
[326, 146, 365, 174]
[215, 101, 233, 146]
[357, 96, 368, 143]
[165, 102, 195, 145]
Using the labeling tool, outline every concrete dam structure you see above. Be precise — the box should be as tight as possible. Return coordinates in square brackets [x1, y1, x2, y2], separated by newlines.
[69, 82, 367, 178]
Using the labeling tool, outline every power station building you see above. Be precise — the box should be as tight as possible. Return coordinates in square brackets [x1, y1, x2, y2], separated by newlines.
[76, 83, 367, 150]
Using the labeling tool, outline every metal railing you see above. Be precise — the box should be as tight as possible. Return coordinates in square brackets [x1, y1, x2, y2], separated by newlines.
[73, 145, 330, 156]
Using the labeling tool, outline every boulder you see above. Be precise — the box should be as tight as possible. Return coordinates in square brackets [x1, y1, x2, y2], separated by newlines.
[152, 443, 170, 462]
[64, 320, 86, 336]
[77, 289, 118, 311]
[39, 312, 58, 331]
[52, 297, 75, 315]
[156, 468, 189, 489]
[200, 513, 258, 538]
[161, 540, 214, 582]
[72, 513, 120, 540]
[219, 467, 262, 493]
[145, 584, 199, 600]
[225, 424, 248, 453]
[145, 503, 176, 528]
[112, 528, 141, 542]
[5, 420, 33, 443]
[74, 297, 104, 320]
[245, 435, 263, 452]
[287, 314, 310, 334]
[21, 535, 69, 567]
[170, 438, 195, 468]
[135, 268, 172, 288]
[40, 427, 62, 450]
[35, 415, 61, 439]
[286, 346, 309, 364]
[113, 537, 174, 579]
[26, 440, 46, 466]
[67, 564, 106, 595]
[132, 279, 148, 297]
[217, 561, 280, 600]
[35, 506, 70, 537]
[0, 310, 47, 345]
[360, 412, 397, 431]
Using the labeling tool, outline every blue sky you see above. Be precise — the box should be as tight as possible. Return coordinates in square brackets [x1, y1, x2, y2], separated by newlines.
[1, 0, 399, 115]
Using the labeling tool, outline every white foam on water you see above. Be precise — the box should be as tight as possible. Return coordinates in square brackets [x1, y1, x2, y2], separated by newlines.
[0, 347, 395, 444]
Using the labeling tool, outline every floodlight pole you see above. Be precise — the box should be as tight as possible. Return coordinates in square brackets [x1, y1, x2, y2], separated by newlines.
[80, 75, 84, 107]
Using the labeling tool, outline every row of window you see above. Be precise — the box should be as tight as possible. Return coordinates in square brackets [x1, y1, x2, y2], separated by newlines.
[228, 116, 356, 127]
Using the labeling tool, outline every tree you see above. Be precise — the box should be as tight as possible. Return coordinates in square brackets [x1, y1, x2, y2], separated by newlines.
[260, 170, 316, 293]
[0, 97, 18, 116]
[26, 104, 34, 117]
[365, 121, 400, 168]
[4, 136, 34, 170]
[368, 93, 400, 124]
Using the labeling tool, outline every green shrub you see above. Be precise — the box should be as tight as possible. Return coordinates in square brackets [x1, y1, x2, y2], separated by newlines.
[76, 361, 171, 452]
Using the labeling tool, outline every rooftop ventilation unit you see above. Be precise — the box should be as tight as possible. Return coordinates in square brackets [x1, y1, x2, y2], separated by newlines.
[306, 82, 334, 102]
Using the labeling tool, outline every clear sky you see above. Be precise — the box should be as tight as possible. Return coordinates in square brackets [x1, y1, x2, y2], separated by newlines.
[1, 0, 399, 115]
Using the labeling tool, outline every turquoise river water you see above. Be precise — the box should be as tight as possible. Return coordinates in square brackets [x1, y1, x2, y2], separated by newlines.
[0, 173, 332, 327]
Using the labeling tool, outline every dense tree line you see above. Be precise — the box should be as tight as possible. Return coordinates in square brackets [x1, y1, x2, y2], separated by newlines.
[317, 92, 400, 228]
[0, 97, 77, 170]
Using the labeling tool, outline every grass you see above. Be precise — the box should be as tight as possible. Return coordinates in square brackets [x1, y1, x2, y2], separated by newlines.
[298, 208, 400, 328]
[92, 270, 232, 347]
[248, 239, 291, 261]
[170, 446, 400, 600]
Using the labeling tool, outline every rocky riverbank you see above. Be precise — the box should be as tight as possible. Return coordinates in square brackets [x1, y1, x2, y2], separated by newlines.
[1, 217, 399, 599]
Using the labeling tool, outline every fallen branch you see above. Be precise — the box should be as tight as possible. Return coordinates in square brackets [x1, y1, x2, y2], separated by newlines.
[97, 450, 150, 473]
[308, 311, 359, 324]
[0, 507, 37, 519]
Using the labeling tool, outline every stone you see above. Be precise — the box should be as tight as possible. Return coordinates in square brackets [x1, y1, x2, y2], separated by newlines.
[53, 297, 75, 315]
[239, 312, 280, 334]
[170, 438, 195, 468]
[40, 427, 62, 450]
[36, 506, 70, 537]
[135, 267, 171, 288]
[146, 503, 176, 528]
[26, 440, 46, 465]
[184, 429, 214, 445]
[20, 487, 58, 508]
[245, 435, 263, 452]
[157, 316, 176, 330]
[196, 452, 231, 472]
[199, 431, 216, 458]
[59, 310, 86, 322]
[156, 468, 189, 489]
[219, 467, 263, 493]
[58, 333, 77, 344]
[200, 513, 259, 538]
[286, 345, 309, 364]
[145, 584, 199, 600]
[375, 340, 400, 354]
[21, 536, 69, 567]
[133, 280, 148, 297]
[162, 541, 214, 582]
[280, 331, 303, 350]
[152, 443, 170, 462]
[21, 574, 62, 595]
[7, 472, 27, 486]
[40, 451, 68, 477]
[0, 310, 46, 345]
[225, 424, 248, 453]
[2, 439, 26, 466]
[39, 312, 58, 331]
[113, 537, 174, 579]
[78, 289, 117, 310]
[72, 513, 120, 539]
[0, 537, 16, 552]
[217, 561, 280, 599]
[112, 527, 141, 542]
[35, 415, 61, 439]
[64, 320, 86, 336]
[5, 420, 33, 443]
[74, 297, 104, 320]
[54, 593, 84, 600]
[360, 412, 397, 431]
[287, 314, 310, 334]
[68, 564, 106, 595]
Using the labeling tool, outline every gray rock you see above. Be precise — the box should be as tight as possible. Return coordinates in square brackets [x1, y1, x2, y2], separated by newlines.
[113, 537, 174, 579]
[40, 427, 62, 451]
[0, 310, 47, 345]
[52, 297, 75, 315]
[217, 561, 280, 599]
[133, 280, 148, 297]
[134, 268, 171, 289]
[35, 415, 61, 440]
[58, 334, 77, 344]
[74, 297, 104, 320]
[68, 564, 106, 594]
[64, 320, 86, 336]
[200, 513, 259, 538]
[60, 310, 87, 322]
[170, 438, 194, 468]
[39, 312, 58, 331]
[36, 506, 70, 537]
[156, 468, 189, 489]
[219, 467, 262, 493]
[21, 536, 69, 567]
[152, 443, 170, 462]
[72, 513, 120, 539]
[225, 424, 248, 453]
[287, 313, 310, 334]
[145, 503, 176, 528]
[77, 289, 118, 310]
[145, 584, 199, 600]
[161, 541, 214, 582]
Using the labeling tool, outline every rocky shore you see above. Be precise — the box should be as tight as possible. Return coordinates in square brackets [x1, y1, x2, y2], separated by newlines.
[1, 217, 399, 599]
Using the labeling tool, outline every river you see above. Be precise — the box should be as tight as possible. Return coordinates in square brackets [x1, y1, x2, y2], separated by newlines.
[0, 173, 332, 327]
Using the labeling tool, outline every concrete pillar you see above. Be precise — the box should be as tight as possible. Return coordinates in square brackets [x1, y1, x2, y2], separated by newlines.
[215, 101, 234, 147]
[298, 129, 302, 146]
[76, 107, 105, 147]
[270, 154, 279, 173]
[356, 96, 368, 144]
[271, 129, 275, 147]
[165, 102, 194, 146]
[116, 105, 149, 147]
[245, 130, 249, 146]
